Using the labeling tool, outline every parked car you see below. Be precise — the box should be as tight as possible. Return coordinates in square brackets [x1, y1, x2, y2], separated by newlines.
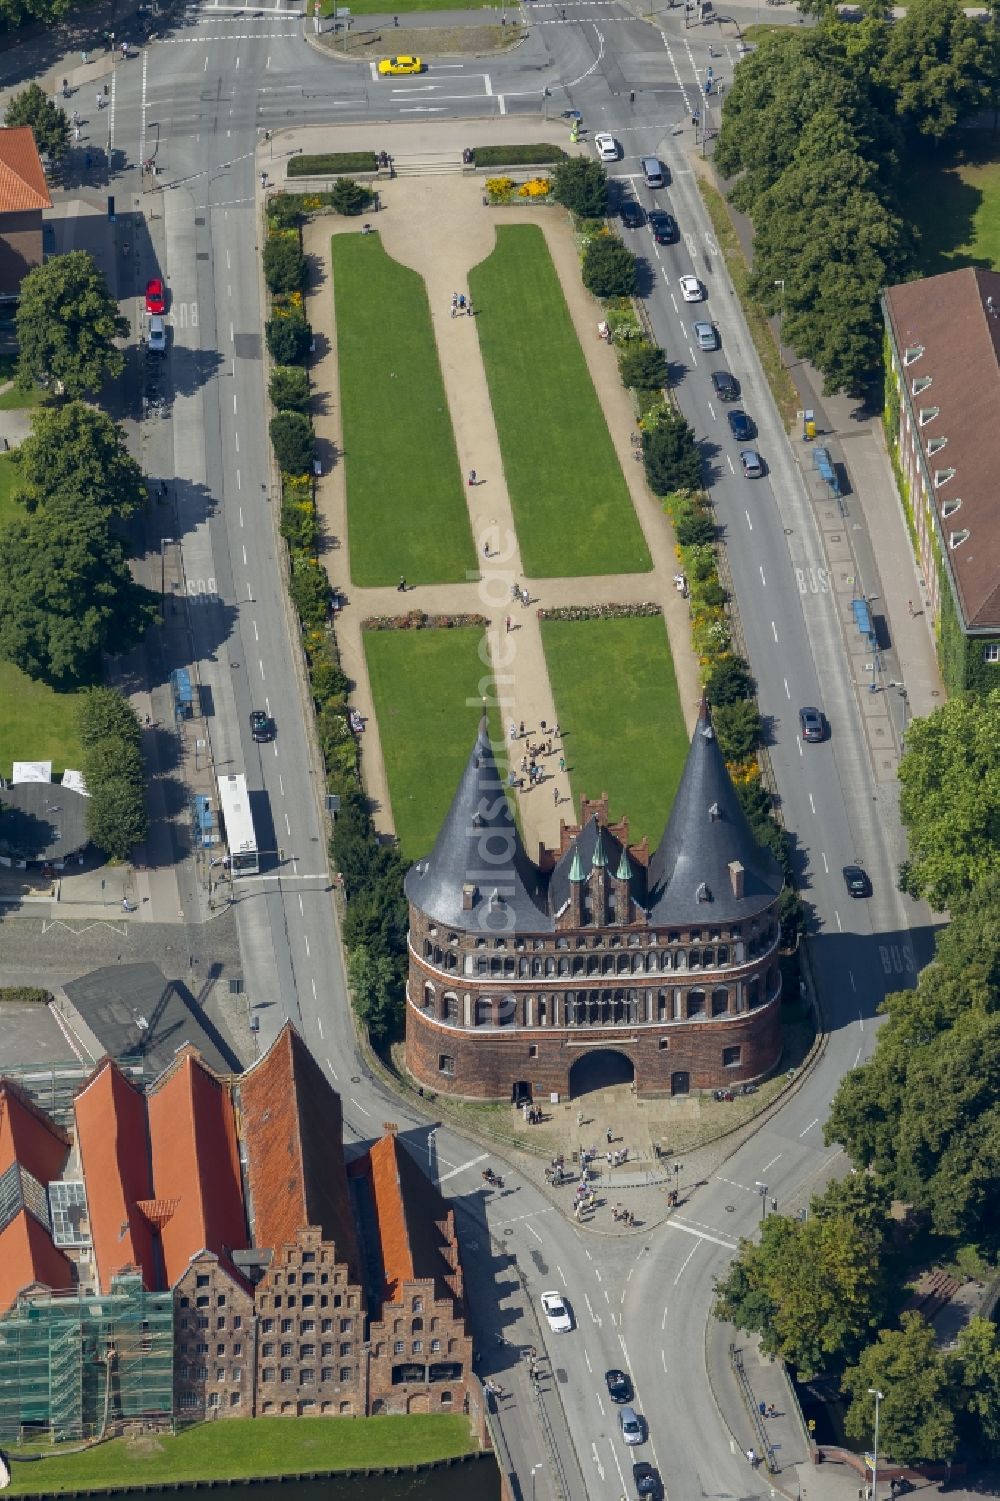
[377, 54, 423, 74]
[595, 132, 619, 162]
[144, 277, 166, 315]
[250, 710, 276, 743]
[740, 448, 763, 478]
[678, 274, 703, 302]
[843, 864, 872, 898]
[541, 1291, 572, 1333]
[799, 706, 825, 742]
[633, 1462, 663, 1499]
[647, 209, 678, 245]
[711, 370, 739, 401]
[619, 199, 645, 229]
[619, 1406, 644, 1446]
[727, 409, 755, 442]
[605, 1369, 633, 1404]
[693, 320, 718, 351]
[147, 315, 167, 354]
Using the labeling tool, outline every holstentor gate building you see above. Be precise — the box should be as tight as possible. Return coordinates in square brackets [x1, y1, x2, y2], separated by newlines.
[404, 703, 784, 1102]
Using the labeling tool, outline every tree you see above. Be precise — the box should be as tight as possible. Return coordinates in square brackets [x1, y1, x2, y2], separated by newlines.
[705, 655, 754, 704]
[879, 0, 989, 137]
[269, 410, 315, 474]
[331, 178, 373, 216]
[4, 82, 69, 162]
[619, 342, 668, 391]
[715, 1206, 890, 1376]
[551, 156, 608, 218]
[642, 411, 702, 493]
[16, 252, 127, 397]
[76, 687, 141, 751]
[951, 1317, 1000, 1455]
[269, 365, 311, 414]
[266, 314, 312, 366]
[348, 944, 401, 1043]
[83, 734, 148, 861]
[582, 235, 638, 298]
[897, 688, 1000, 911]
[0, 496, 157, 687]
[13, 403, 145, 520]
[288, 556, 331, 627]
[0, 0, 72, 31]
[262, 234, 305, 294]
[673, 506, 715, 547]
[843, 1315, 958, 1463]
[712, 699, 762, 761]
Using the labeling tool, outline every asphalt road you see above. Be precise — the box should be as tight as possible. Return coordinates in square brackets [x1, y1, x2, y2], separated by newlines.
[71, 7, 938, 1499]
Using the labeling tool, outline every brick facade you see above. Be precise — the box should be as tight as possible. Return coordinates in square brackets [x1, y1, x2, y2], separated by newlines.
[174, 1251, 255, 1420]
[368, 1278, 472, 1417]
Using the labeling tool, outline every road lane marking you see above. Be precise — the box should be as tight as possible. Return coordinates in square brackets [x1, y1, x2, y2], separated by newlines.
[661, 1348, 668, 1371]
[591, 1443, 604, 1482]
[666, 1219, 738, 1251]
[527, 1223, 543, 1243]
[594, 1268, 602, 1282]
[350, 1097, 370, 1116]
[557, 1263, 568, 1287]
[822, 851, 829, 873]
[799, 1117, 819, 1137]
[325, 1058, 338, 1079]
[809, 793, 815, 814]
[771, 620, 779, 642]
[436, 1152, 487, 1184]
[584, 1293, 601, 1325]
[661, 1307, 668, 1330]
[596, 1392, 605, 1417]
[312, 978, 317, 999]
[316, 1014, 323, 1037]
[584, 1348, 592, 1373]
[760, 564, 766, 587]
[849, 970, 857, 991]
[608, 1436, 627, 1493]
[761, 1153, 782, 1173]
[673, 1241, 699, 1283]
[784, 677, 790, 698]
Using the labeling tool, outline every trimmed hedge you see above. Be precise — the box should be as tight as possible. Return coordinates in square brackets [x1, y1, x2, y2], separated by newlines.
[288, 151, 376, 177]
[474, 144, 567, 167]
[0, 986, 51, 1005]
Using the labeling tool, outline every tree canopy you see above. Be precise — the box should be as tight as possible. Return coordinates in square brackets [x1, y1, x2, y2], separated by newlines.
[16, 252, 127, 398]
[551, 156, 608, 219]
[641, 410, 702, 493]
[13, 402, 146, 520]
[897, 688, 1000, 911]
[581, 235, 638, 298]
[4, 81, 69, 161]
[878, 0, 990, 138]
[843, 1315, 958, 1463]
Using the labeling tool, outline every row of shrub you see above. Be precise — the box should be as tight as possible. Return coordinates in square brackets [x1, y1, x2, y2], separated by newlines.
[362, 611, 490, 632]
[288, 151, 381, 177]
[76, 687, 149, 863]
[474, 144, 567, 168]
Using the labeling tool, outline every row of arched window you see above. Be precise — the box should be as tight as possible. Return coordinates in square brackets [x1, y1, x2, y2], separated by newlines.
[416, 972, 779, 1028]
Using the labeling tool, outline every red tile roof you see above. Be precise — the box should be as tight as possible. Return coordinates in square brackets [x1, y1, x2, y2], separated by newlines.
[0, 1079, 70, 1184]
[74, 1059, 157, 1292]
[238, 1024, 359, 1276]
[146, 1050, 247, 1288]
[0, 1210, 74, 1313]
[884, 267, 1000, 631]
[0, 126, 51, 213]
[368, 1134, 464, 1308]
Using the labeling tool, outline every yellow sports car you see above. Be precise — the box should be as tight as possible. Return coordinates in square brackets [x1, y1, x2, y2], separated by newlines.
[378, 55, 423, 76]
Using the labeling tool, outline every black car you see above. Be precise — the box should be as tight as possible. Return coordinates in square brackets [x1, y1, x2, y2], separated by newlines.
[605, 1368, 633, 1404]
[843, 864, 872, 898]
[633, 1462, 663, 1499]
[799, 706, 825, 742]
[250, 709, 276, 743]
[711, 369, 739, 402]
[727, 409, 755, 442]
[620, 199, 645, 230]
[647, 209, 678, 244]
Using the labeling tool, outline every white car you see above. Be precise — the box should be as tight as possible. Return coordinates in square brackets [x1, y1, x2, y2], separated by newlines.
[678, 274, 703, 302]
[595, 132, 619, 163]
[541, 1291, 573, 1333]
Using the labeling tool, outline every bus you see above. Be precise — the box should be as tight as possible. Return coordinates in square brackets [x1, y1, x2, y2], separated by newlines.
[216, 773, 259, 877]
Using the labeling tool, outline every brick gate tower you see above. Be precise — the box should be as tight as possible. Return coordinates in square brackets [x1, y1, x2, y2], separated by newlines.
[404, 703, 784, 1101]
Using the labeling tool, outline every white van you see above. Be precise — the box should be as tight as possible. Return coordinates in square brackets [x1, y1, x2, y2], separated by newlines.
[640, 156, 666, 189]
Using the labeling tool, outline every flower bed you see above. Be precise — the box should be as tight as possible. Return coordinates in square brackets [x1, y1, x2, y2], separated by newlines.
[538, 602, 662, 622]
[362, 611, 490, 632]
[485, 175, 554, 205]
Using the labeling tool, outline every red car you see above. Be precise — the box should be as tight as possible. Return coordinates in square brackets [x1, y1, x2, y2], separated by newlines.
[145, 278, 166, 315]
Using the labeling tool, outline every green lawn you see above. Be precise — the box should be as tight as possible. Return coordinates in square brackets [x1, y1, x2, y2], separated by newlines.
[6, 1415, 477, 1493]
[332, 233, 475, 587]
[469, 225, 651, 578]
[0, 662, 83, 782]
[541, 615, 687, 845]
[897, 136, 1000, 276]
[0, 381, 45, 411]
[365, 627, 503, 859]
[0, 451, 20, 530]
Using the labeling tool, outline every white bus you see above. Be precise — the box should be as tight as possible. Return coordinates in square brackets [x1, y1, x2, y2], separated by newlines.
[216, 773, 259, 877]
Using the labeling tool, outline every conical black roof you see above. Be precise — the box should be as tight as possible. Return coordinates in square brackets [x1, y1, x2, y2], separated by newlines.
[646, 701, 782, 925]
[404, 715, 551, 932]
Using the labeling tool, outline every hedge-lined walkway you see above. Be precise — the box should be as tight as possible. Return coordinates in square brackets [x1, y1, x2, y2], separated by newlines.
[303, 169, 702, 857]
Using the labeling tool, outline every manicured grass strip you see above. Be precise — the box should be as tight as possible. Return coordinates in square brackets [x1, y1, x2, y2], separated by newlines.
[0, 381, 45, 411]
[365, 627, 503, 860]
[469, 225, 651, 578]
[6, 1415, 477, 1493]
[0, 662, 83, 782]
[0, 452, 20, 531]
[322, 0, 493, 13]
[289, 151, 375, 176]
[541, 615, 687, 845]
[333, 234, 475, 587]
[896, 136, 1000, 276]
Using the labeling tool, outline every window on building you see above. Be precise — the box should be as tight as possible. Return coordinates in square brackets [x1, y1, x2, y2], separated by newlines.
[196, 1275, 209, 1288]
[529, 1043, 538, 1057]
[301, 1369, 316, 1384]
[322, 1318, 333, 1332]
[262, 1368, 275, 1383]
[723, 1045, 742, 1068]
[281, 1319, 293, 1334]
[441, 1390, 453, 1406]
[230, 1392, 241, 1407]
[216, 1318, 226, 1331]
[216, 1343, 225, 1356]
[301, 1344, 315, 1358]
[280, 1368, 293, 1384]
[197, 1317, 209, 1330]
[340, 1342, 352, 1356]
[281, 1343, 293, 1358]
[340, 1367, 352, 1382]
[413, 1340, 423, 1352]
[233, 1343, 242, 1356]
[196, 1296, 209, 1308]
[340, 1318, 352, 1333]
[439, 1054, 455, 1076]
[216, 1368, 225, 1382]
[985, 643, 1000, 663]
[658, 1037, 669, 1050]
[302, 1319, 316, 1333]
[262, 1319, 274, 1334]
[217, 1293, 227, 1307]
[394, 1341, 404, 1354]
[322, 1342, 333, 1356]
[431, 1339, 441, 1352]
[179, 1392, 198, 1410]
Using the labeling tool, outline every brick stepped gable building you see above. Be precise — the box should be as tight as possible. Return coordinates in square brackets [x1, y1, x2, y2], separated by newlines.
[405, 702, 784, 1101]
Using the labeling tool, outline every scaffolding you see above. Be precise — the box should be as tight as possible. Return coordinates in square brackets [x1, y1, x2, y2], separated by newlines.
[0, 1273, 173, 1443]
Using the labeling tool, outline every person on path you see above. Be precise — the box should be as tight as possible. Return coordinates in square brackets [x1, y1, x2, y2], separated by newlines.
[506, 615, 512, 634]
[511, 581, 520, 602]
[559, 755, 565, 772]
[458, 294, 466, 312]
[467, 298, 474, 317]
[520, 587, 529, 607]
[519, 720, 525, 738]
[607, 1127, 614, 1145]
[553, 786, 559, 806]
[483, 540, 490, 558]
[397, 575, 406, 591]
[468, 469, 477, 487]
[509, 720, 517, 742]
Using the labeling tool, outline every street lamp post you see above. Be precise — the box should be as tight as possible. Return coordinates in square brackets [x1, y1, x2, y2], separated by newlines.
[530, 1462, 543, 1501]
[160, 536, 175, 607]
[774, 278, 785, 367]
[868, 1388, 883, 1500]
[755, 1182, 768, 1225]
[673, 1161, 683, 1199]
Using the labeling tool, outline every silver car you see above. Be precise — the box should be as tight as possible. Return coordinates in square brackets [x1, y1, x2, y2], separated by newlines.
[693, 320, 718, 352]
[148, 315, 167, 354]
[620, 1406, 644, 1445]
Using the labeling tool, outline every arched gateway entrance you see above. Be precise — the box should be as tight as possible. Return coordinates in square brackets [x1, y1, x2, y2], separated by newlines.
[568, 1049, 635, 1098]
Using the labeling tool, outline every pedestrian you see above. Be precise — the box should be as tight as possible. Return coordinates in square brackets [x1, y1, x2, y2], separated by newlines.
[907, 599, 914, 616]
[559, 756, 565, 772]
[509, 720, 517, 742]
[553, 785, 559, 806]
[506, 616, 512, 634]
[394, 12, 399, 21]
[511, 581, 520, 602]
[519, 720, 525, 738]
[483, 539, 491, 558]
[81, 49, 88, 63]
[520, 587, 529, 607]
[397, 575, 406, 591]
[520, 756, 527, 773]
[554, 722, 561, 739]
[451, 301, 457, 319]
[74, 125, 81, 141]
[607, 1126, 613, 1144]
[468, 469, 477, 487]
[467, 298, 474, 317]
[759, 1400, 767, 1418]
[458, 293, 466, 312]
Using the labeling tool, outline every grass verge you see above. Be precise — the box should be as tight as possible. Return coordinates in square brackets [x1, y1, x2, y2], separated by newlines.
[332, 233, 475, 587]
[322, 0, 492, 13]
[5, 1415, 477, 1493]
[541, 614, 687, 844]
[0, 661, 83, 782]
[364, 627, 498, 859]
[0, 451, 20, 529]
[896, 134, 1000, 276]
[694, 174, 800, 431]
[0, 381, 45, 411]
[469, 224, 651, 578]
